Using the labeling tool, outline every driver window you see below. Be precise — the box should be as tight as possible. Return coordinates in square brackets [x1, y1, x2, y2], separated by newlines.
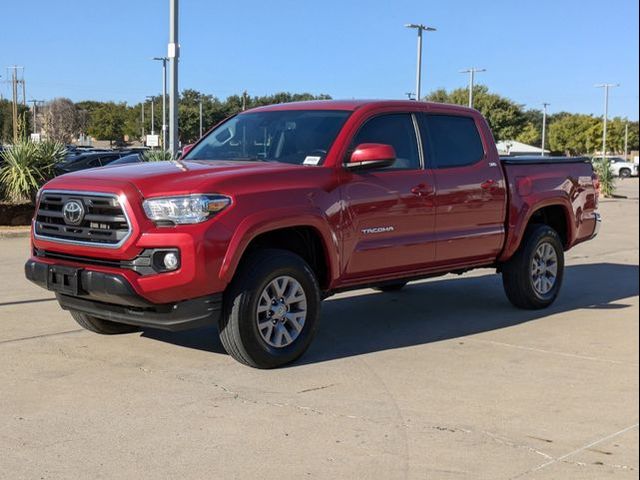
[350, 114, 420, 170]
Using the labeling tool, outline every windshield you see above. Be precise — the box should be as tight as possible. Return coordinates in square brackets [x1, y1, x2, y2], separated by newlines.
[184, 110, 350, 165]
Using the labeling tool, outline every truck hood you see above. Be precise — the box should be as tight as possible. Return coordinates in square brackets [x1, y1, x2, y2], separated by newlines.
[46, 160, 308, 197]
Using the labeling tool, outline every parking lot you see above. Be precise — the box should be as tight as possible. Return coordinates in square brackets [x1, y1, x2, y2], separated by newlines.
[0, 179, 638, 480]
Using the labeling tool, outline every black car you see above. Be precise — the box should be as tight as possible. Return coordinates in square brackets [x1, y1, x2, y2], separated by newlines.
[54, 151, 129, 176]
[106, 153, 145, 166]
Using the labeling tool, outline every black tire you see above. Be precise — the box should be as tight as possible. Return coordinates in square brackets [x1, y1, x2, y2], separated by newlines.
[501, 225, 564, 310]
[619, 168, 631, 178]
[219, 249, 321, 368]
[374, 281, 408, 292]
[70, 310, 139, 334]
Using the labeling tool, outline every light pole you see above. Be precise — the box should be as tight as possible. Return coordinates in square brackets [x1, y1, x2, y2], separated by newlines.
[541, 102, 550, 156]
[141, 102, 145, 140]
[199, 99, 203, 137]
[460, 67, 486, 108]
[153, 57, 168, 149]
[146, 96, 155, 136]
[624, 120, 629, 161]
[595, 83, 619, 160]
[168, 0, 180, 158]
[405, 23, 436, 101]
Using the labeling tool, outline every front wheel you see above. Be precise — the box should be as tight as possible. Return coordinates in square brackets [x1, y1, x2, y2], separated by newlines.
[619, 168, 631, 178]
[219, 249, 321, 368]
[501, 225, 564, 309]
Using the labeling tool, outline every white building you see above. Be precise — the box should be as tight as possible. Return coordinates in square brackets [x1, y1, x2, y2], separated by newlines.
[496, 140, 550, 156]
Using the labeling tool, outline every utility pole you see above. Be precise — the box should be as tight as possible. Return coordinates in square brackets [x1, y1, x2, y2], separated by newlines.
[595, 83, 619, 160]
[541, 102, 550, 156]
[146, 96, 155, 136]
[168, 0, 180, 158]
[141, 102, 145, 140]
[28, 99, 44, 135]
[624, 120, 629, 161]
[153, 57, 168, 150]
[460, 67, 486, 108]
[405, 24, 436, 101]
[242, 90, 248, 111]
[199, 99, 203, 137]
[7, 66, 25, 142]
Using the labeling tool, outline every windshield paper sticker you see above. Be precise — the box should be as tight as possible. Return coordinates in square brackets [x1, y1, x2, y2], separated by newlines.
[303, 156, 322, 166]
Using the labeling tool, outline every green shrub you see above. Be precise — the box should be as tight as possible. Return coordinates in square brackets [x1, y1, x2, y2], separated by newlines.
[593, 158, 616, 198]
[0, 140, 66, 203]
[143, 149, 173, 162]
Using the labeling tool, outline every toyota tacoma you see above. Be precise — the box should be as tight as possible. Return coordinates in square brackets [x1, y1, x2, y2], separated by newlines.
[25, 100, 600, 368]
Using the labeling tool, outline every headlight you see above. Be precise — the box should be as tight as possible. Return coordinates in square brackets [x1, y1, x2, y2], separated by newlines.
[143, 194, 231, 225]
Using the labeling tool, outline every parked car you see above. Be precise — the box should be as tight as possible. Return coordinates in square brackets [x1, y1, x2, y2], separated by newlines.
[54, 151, 129, 176]
[592, 156, 638, 177]
[107, 153, 145, 166]
[25, 100, 600, 368]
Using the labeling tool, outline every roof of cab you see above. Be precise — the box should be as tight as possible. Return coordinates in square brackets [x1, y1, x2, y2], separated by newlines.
[247, 99, 476, 114]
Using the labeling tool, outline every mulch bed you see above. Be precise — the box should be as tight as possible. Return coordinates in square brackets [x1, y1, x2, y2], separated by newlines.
[0, 202, 34, 226]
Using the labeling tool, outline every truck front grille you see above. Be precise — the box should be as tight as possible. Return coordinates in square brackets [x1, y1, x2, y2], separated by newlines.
[35, 191, 132, 247]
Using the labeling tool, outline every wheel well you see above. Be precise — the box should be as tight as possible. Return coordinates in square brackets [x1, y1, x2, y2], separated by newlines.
[528, 206, 569, 246]
[243, 226, 330, 289]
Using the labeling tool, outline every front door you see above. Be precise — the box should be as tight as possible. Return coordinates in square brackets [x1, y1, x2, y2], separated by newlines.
[340, 113, 436, 280]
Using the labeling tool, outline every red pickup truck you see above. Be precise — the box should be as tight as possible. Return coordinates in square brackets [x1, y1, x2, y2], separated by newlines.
[25, 100, 600, 368]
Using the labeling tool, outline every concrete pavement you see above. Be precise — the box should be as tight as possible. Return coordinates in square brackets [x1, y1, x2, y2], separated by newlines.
[0, 179, 638, 479]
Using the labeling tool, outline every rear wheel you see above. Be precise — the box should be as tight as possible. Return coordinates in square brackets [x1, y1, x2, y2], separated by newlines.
[619, 168, 631, 178]
[501, 225, 564, 309]
[219, 249, 321, 368]
[70, 310, 139, 334]
[374, 281, 408, 292]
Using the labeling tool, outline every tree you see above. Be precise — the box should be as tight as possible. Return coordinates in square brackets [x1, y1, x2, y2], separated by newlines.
[87, 102, 128, 145]
[42, 98, 80, 143]
[426, 85, 527, 141]
[548, 114, 600, 155]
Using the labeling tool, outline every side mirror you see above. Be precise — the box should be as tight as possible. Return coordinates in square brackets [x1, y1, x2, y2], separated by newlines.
[346, 143, 396, 170]
[181, 143, 195, 159]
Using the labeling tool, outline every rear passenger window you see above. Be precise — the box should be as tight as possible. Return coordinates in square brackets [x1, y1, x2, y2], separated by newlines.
[350, 114, 420, 170]
[420, 115, 484, 168]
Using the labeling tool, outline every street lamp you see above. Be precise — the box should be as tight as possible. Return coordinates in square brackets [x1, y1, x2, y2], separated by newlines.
[152, 57, 168, 150]
[595, 83, 620, 159]
[405, 23, 436, 101]
[541, 102, 550, 156]
[460, 67, 486, 108]
[146, 95, 155, 136]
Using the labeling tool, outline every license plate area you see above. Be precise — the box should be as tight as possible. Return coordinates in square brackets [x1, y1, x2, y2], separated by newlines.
[47, 265, 81, 295]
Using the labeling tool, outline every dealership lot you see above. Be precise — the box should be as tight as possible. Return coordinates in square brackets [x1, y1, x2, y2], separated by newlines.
[0, 180, 637, 480]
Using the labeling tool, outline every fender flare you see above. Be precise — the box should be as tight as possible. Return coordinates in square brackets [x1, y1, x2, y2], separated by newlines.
[218, 207, 340, 286]
[499, 197, 575, 263]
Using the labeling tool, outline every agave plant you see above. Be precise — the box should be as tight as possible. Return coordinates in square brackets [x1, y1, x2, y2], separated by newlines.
[594, 157, 616, 198]
[0, 140, 66, 203]
[143, 149, 173, 162]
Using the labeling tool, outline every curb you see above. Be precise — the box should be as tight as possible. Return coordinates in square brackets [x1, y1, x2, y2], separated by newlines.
[0, 228, 31, 239]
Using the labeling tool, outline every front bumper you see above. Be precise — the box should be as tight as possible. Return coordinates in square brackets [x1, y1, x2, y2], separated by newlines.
[25, 259, 222, 331]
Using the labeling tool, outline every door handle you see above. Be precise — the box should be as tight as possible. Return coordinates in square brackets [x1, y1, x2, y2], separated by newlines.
[410, 184, 433, 196]
[480, 179, 496, 190]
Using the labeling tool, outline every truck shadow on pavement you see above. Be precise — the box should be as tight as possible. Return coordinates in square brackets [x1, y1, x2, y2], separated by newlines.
[142, 262, 639, 365]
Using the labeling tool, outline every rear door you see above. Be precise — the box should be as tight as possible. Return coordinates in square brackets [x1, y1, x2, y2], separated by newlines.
[418, 113, 506, 265]
[341, 112, 436, 279]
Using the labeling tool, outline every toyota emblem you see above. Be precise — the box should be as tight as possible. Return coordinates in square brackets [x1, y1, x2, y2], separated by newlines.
[62, 200, 85, 225]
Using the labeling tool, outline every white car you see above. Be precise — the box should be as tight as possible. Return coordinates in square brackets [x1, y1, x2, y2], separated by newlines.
[594, 157, 638, 178]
